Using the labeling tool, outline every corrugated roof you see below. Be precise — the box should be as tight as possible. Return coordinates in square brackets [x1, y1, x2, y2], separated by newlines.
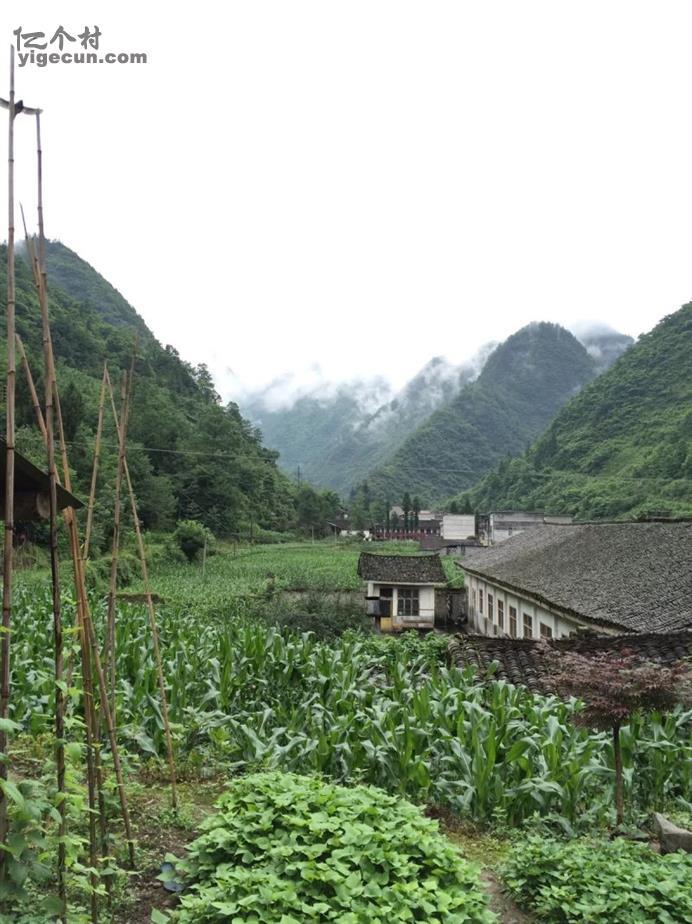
[461, 522, 692, 633]
[358, 552, 447, 584]
[449, 631, 692, 694]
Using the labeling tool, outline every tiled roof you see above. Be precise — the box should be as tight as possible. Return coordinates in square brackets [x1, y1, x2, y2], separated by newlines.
[358, 552, 447, 585]
[461, 522, 692, 633]
[420, 536, 480, 551]
[448, 631, 692, 694]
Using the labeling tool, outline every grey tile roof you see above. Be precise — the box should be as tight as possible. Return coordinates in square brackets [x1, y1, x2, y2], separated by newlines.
[449, 631, 692, 694]
[461, 522, 692, 633]
[358, 552, 447, 585]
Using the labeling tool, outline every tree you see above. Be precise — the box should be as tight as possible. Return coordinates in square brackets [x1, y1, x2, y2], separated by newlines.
[547, 650, 690, 826]
[173, 519, 214, 562]
[402, 492, 411, 530]
[412, 496, 421, 528]
[61, 380, 86, 442]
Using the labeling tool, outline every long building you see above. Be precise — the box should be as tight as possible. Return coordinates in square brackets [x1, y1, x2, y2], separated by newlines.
[459, 520, 692, 639]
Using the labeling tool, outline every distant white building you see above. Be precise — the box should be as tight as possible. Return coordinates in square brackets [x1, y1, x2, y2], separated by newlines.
[441, 514, 476, 541]
[477, 511, 572, 546]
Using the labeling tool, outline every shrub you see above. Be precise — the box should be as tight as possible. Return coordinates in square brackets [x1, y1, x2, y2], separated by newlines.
[171, 771, 496, 922]
[501, 835, 692, 923]
[84, 550, 139, 591]
[172, 520, 214, 563]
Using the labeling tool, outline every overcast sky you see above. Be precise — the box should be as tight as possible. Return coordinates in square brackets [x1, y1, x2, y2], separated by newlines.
[2, 1, 691, 400]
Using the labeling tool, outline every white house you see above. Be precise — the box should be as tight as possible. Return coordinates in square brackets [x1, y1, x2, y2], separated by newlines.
[358, 552, 447, 632]
[460, 521, 692, 639]
[441, 514, 476, 541]
[477, 511, 572, 546]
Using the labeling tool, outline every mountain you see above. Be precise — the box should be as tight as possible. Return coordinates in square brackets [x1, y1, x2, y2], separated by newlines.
[243, 348, 495, 494]
[361, 323, 602, 504]
[1, 240, 301, 542]
[571, 324, 634, 374]
[458, 304, 692, 519]
[40, 241, 151, 336]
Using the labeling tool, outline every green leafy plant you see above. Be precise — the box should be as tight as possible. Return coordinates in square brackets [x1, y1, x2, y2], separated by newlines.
[501, 835, 692, 923]
[168, 771, 496, 922]
[172, 521, 215, 563]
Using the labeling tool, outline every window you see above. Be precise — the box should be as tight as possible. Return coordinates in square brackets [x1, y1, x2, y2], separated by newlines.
[397, 588, 420, 618]
[523, 613, 533, 638]
[488, 594, 494, 622]
[540, 623, 553, 639]
[509, 606, 517, 638]
[472, 589, 477, 613]
[497, 599, 504, 631]
[479, 588, 484, 614]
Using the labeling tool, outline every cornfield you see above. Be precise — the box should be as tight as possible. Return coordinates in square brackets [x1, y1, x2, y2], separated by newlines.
[8, 579, 691, 827]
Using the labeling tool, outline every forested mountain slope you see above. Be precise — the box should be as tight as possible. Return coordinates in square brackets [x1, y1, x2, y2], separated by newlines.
[362, 323, 598, 504]
[459, 304, 692, 519]
[243, 353, 491, 494]
[0, 241, 300, 544]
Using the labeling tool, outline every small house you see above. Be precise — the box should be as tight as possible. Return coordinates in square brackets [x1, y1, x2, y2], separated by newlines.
[358, 552, 447, 632]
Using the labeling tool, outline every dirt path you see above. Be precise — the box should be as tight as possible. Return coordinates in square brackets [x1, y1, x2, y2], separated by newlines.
[481, 870, 534, 924]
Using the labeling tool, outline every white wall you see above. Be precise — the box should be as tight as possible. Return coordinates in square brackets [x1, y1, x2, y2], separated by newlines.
[442, 514, 476, 540]
[367, 581, 437, 629]
[463, 572, 595, 639]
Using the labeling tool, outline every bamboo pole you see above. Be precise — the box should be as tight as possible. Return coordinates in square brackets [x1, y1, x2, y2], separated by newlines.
[35, 110, 67, 922]
[49, 364, 136, 870]
[0, 48, 17, 883]
[16, 334, 46, 443]
[83, 363, 108, 562]
[105, 368, 130, 715]
[54, 387, 136, 870]
[18, 340, 111, 916]
[105, 369, 178, 808]
[18, 219, 136, 876]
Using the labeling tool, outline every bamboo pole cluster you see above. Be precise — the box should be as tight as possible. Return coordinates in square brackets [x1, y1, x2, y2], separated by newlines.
[2, 52, 180, 921]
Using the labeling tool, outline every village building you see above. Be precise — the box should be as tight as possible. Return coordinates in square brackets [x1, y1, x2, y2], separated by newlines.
[441, 513, 477, 541]
[459, 521, 692, 639]
[419, 535, 480, 556]
[476, 511, 573, 546]
[328, 515, 371, 539]
[374, 517, 441, 541]
[358, 552, 447, 632]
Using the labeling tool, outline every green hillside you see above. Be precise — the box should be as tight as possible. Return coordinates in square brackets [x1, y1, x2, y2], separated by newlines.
[0, 241, 330, 545]
[362, 323, 598, 504]
[459, 303, 692, 519]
